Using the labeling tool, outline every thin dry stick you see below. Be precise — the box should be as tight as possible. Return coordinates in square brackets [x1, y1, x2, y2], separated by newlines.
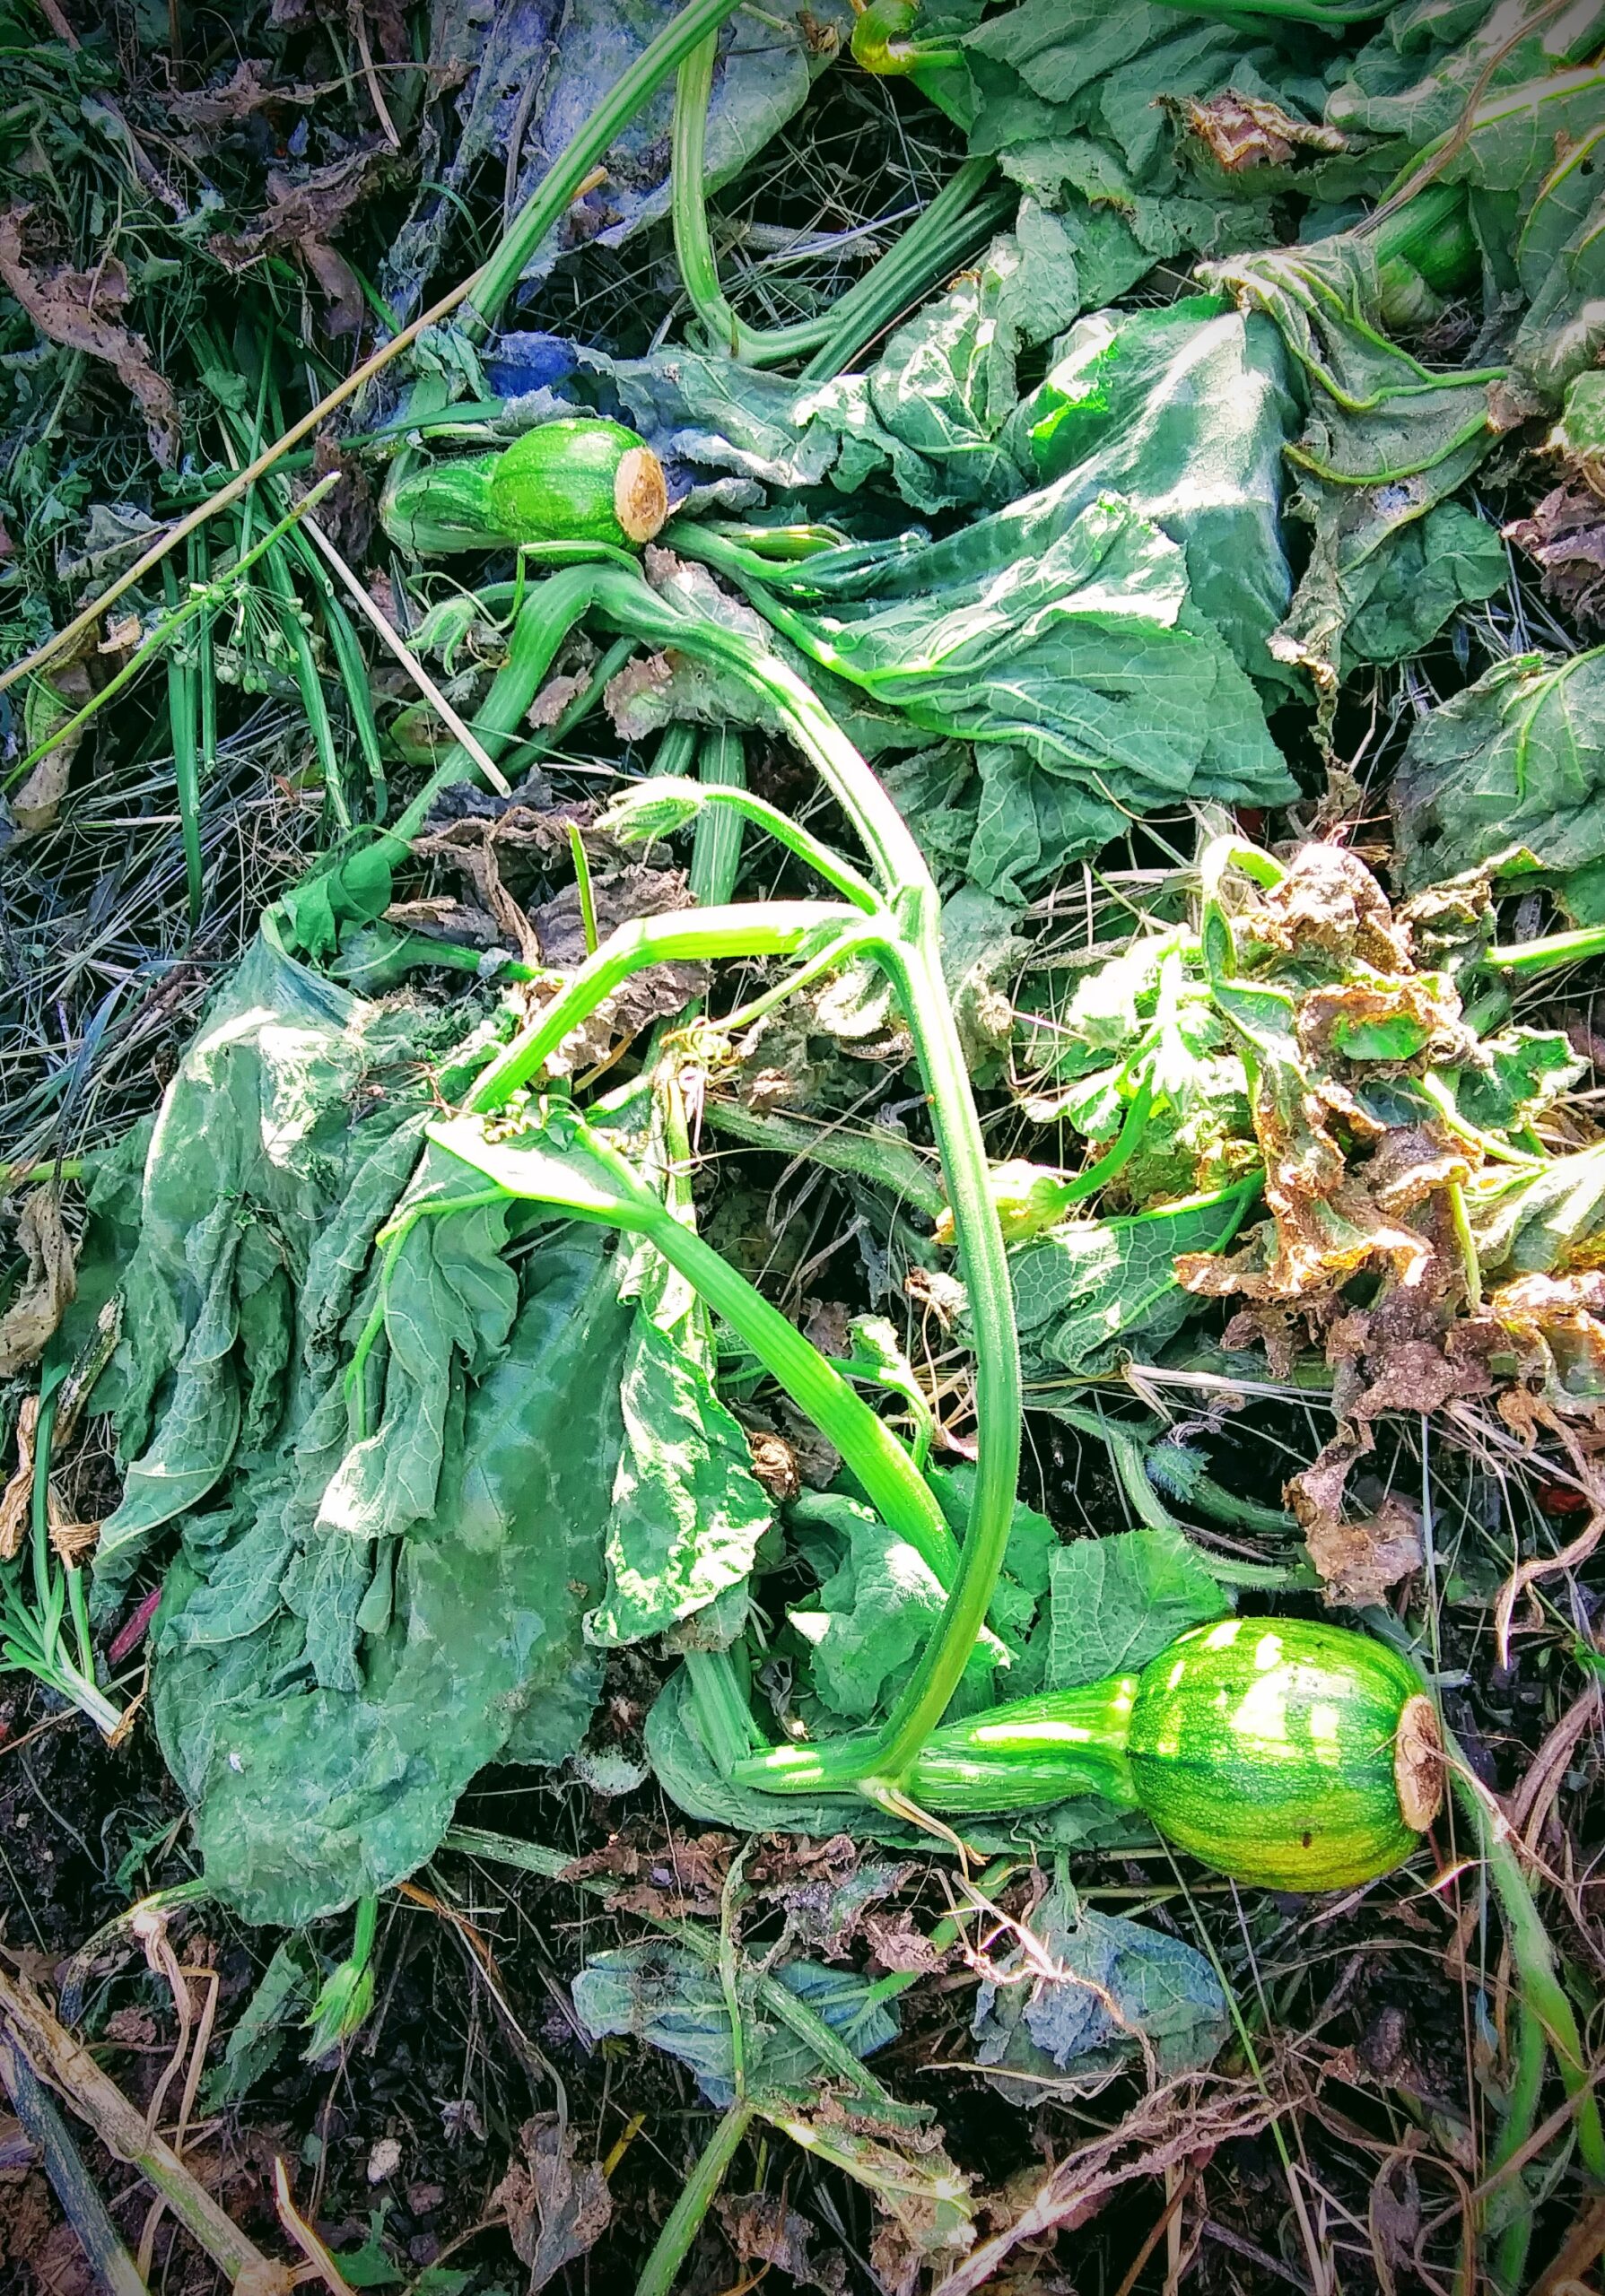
[274, 2160, 358, 2296]
[0, 1961, 292, 2292]
[936, 2074, 1286, 2296]
[300, 517, 511, 793]
[350, 5, 401, 149]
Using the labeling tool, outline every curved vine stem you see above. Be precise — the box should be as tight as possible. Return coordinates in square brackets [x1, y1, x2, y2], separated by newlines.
[430, 562, 1022, 1795]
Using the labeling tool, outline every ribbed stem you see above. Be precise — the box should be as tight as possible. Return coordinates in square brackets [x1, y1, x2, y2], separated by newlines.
[910, 1676, 1140, 1813]
[671, 33, 833, 364]
[635, 2100, 755, 2296]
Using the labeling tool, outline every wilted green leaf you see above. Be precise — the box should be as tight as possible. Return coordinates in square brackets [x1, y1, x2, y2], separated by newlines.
[571, 1937, 897, 2109]
[1392, 646, 1605, 909]
[972, 1881, 1228, 2092]
[1007, 1181, 1260, 1379]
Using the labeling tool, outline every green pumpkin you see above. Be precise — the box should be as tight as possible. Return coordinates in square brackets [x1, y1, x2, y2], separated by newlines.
[487, 418, 667, 550]
[379, 420, 668, 557]
[1126, 1617, 1439, 1892]
[912, 1615, 1442, 1892]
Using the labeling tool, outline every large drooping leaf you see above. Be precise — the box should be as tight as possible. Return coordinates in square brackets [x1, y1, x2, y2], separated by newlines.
[96, 937, 477, 1576]
[1202, 230, 1502, 706]
[379, 0, 852, 321]
[1471, 1144, 1605, 1284]
[587, 1228, 772, 1650]
[588, 200, 1097, 518]
[1391, 646, 1605, 914]
[786, 1495, 1001, 1722]
[734, 488, 1293, 901]
[1328, 3, 1605, 154]
[782, 1480, 1046, 1724]
[90, 937, 641, 1925]
[153, 1224, 633, 1924]
[958, 0, 1325, 272]
[1002, 295, 1299, 685]
[971, 1881, 1228, 2094]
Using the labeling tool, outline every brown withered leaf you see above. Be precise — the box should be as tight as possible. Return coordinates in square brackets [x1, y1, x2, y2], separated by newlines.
[0, 1189, 77, 1378]
[1364, 1126, 1478, 1219]
[1288, 1430, 1425, 1606]
[862, 1912, 950, 1976]
[209, 151, 399, 265]
[1492, 1271, 1605, 1405]
[14, 625, 97, 834]
[384, 896, 501, 948]
[747, 1430, 801, 1500]
[1304, 1499, 1425, 1606]
[529, 864, 706, 1072]
[1296, 976, 1470, 1075]
[310, 433, 377, 561]
[719, 2190, 847, 2294]
[0, 1397, 39, 1563]
[0, 212, 179, 463]
[298, 238, 365, 338]
[1240, 843, 1411, 972]
[561, 1827, 732, 1920]
[1166, 88, 1348, 170]
[165, 60, 318, 129]
[1348, 1335, 1489, 1421]
[491, 2116, 611, 2294]
[209, 152, 404, 334]
[1506, 483, 1605, 633]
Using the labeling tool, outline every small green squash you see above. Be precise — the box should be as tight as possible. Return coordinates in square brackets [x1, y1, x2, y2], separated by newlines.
[487, 417, 668, 550]
[379, 419, 669, 557]
[912, 1616, 1442, 1892]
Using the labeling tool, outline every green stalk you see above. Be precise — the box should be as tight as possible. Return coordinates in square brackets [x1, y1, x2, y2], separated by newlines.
[690, 729, 746, 907]
[1485, 921, 1605, 976]
[423, 561, 1020, 1793]
[436, 1088, 958, 1578]
[675, 39, 1007, 376]
[799, 159, 1012, 383]
[261, 537, 350, 831]
[699, 1098, 946, 1220]
[1364, 1610, 1605, 2284]
[467, 898, 866, 1109]
[651, 722, 701, 779]
[636, 2100, 754, 2294]
[671, 33, 833, 364]
[161, 562, 204, 931]
[467, 0, 748, 335]
[609, 775, 880, 909]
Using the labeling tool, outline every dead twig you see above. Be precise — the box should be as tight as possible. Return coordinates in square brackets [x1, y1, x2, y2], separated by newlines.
[932, 2072, 1287, 2296]
[0, 1957, 293, 2293]
[0, 2031, 147, 2296]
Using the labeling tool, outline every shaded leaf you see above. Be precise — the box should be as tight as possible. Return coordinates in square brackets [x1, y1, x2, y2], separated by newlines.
[491, 2116, 612, 2294]
[972, 1883, 1228, 2095]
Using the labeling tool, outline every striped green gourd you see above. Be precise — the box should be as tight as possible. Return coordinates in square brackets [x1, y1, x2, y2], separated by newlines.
[912, 1616, 1442, 1892]
[381, 418, 668, 555]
